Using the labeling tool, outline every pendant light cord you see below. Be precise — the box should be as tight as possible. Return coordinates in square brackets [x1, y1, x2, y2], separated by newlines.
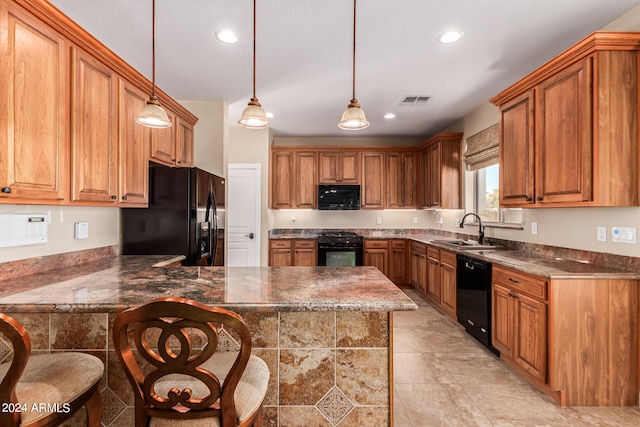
[351, 0, 357, 101]
[151, 0, 157, 97]
[252, 0, 257, 99]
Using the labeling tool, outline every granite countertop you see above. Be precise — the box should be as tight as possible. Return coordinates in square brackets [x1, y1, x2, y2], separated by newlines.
[0, 256, 418, 314]
[269, 230, 639, 280]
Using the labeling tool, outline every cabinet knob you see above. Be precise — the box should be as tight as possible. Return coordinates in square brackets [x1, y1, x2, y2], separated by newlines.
[1, 186, 11, 194]
[110, 195, 117, 200]
[122, 195, 128, 201]
[525, 196, 533, 202]
[536, 196, 543, 201]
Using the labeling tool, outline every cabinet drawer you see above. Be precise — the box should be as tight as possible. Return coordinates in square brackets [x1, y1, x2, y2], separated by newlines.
[410, 242, 427, 255]
[391, 240, 406, 249]
[439, 249, 456, 266]
[427, 246, 440, 260]
[365, 239, 389, 249]
[270, 240, 292, 249]
[493, 266, 547, 301]
[294, 239, 316, 249]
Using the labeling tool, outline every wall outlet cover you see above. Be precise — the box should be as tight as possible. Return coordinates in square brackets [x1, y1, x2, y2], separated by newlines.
[74, 222, 89, 239]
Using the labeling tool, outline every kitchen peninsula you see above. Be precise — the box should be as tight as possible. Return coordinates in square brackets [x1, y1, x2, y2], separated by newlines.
[0, 255, 417, 427]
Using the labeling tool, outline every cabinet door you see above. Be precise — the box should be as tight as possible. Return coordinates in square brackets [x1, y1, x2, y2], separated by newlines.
[365, 248, 389, 277]
[70, 47, 118, 203]
[426, 248, 441, 304]
[149, 110, 177, 166]
[339, 152, 359, 183]
[536, 59, 592, 205]
[319, 152, 359, 183]
[175, 117, 194, 167]
[389, 240, 408, 285]
[361, 152, 385, 209]
[386, 153, 417, 209]
[270, 249, 292, 266]
[439, 250, 457, 319]
[417, 254, 427, 296]
[0, 2, 67, 201]
[499, 90, 535, 206]
[271, 151, 293, 208]
[513, 293, 547, 382]
[492, 283, 514, 355]
[427, 144, 441, 208]
[294, 249, 316, 266]
[295, 152, 317, 208]
[119, 81, 150, 206]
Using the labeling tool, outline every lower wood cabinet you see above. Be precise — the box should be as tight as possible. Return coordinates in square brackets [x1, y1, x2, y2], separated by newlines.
[426, 246, 441, 304]
[269, 239, 317, 267]
[492, 266, 547, 383]
[439, 250, 457, 320]
[364, 239, 409, 285]
[410, 242, 427, 295]
[492, 264, 639, 406]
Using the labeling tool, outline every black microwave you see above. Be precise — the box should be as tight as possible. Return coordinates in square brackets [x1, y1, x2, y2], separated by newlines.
[318, 185, 360, 210]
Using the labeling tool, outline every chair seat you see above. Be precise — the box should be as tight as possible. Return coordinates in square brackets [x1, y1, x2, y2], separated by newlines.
[150, 353, 270, 427]
[0, 352, 104, 426]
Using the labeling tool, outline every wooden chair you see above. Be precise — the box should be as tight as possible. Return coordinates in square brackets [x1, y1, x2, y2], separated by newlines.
[112, 297, 269, 427]
[0, 313, 104, 427]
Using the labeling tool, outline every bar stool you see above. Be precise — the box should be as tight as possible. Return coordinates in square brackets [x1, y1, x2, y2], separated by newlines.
[112, 297, 270, 427]
[0, 313, 104, 426]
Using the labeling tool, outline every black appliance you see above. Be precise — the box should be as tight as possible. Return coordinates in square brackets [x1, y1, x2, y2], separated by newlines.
[456, 254, 498, 355]
[317, 231, 363, 266]
[121, 164, 224, 266]
[318, 185, 360, 210]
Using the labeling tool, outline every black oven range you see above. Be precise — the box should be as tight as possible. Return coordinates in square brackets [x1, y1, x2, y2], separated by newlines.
[317, 231, 364, 266]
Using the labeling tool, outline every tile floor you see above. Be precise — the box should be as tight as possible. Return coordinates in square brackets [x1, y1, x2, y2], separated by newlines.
[393, 288, 640, 426]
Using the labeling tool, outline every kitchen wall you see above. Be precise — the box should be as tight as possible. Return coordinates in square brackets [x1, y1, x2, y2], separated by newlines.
[179, 100, 227, 177]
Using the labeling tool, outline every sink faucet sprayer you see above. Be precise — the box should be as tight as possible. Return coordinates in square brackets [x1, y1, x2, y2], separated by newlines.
[459, 213, 484, 244]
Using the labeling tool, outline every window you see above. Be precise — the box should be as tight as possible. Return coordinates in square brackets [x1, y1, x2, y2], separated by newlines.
[474, 164, 522, 226]
[464, 124, 522, 227]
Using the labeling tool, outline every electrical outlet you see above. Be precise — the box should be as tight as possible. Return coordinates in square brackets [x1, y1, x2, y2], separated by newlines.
[74, 222, 89, 239]
[413, 217, 418, 224]
[531, 222, 538, 235]
[290, 216, 296, 224]
[597, 227, 607, 242]
[376, 217, 382, 225]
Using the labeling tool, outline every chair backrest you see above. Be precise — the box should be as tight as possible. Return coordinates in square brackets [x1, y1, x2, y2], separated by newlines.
[112, 297, 253, 426]
[0, 313, 31, 426]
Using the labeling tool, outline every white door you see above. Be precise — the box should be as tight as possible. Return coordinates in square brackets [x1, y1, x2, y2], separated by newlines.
[226, 164, 261, 266]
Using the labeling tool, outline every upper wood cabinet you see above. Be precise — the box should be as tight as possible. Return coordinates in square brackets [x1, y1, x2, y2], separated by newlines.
[0, 0, 68, 202]
[386, 152, 417, 208]
[420, 133, 463, 209]
[492, 32, 640, 208]
[0, 0, 198, 207]
[70, 46, 118, 203]
[149, 113, 195, 168]
[270, 150, 317, 209]
[119, 81, 150, 206]
[361, 152, 385, 209]
[318, 151, 359, 184]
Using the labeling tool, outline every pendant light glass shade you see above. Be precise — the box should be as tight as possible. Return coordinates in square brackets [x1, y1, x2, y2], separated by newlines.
[339, 0, 369, 131]
[137, 0, 172, 129]
[338, 98, 369, 130]
[239, 97, 270, 129]
[136, 95, 172, 128]
[238, 0, 270, 129]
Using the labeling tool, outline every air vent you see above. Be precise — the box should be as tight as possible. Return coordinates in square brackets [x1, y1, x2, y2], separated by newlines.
[400, 96, 430, 106]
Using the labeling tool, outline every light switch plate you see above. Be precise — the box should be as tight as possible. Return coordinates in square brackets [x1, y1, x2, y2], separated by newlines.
[531, 222, 538, 235]
[597, 227, 607, 242]
[611, 226, 636, 244]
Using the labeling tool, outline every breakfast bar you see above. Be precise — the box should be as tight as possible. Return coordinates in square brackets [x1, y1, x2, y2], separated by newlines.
[0, 256, 417, 427]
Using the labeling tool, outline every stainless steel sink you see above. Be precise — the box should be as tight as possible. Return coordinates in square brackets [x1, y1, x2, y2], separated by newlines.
[431, 239, 498, 250]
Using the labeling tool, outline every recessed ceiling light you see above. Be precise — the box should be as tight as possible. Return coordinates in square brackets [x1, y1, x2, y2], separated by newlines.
[438, 30, 464, 44]
[384, 113, 396, 119]
[216, 30, 238, 44]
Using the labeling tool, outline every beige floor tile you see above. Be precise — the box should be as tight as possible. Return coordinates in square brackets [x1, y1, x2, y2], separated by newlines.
[394, 289, 640, 426]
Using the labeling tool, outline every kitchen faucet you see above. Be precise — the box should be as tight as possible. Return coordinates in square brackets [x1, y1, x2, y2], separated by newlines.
[459, 213, 484, 244]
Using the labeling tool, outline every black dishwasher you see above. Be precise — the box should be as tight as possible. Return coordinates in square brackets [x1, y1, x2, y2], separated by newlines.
[456, 254, 498, 355]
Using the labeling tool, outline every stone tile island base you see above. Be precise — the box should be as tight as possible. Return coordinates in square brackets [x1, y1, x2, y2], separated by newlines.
[4, 310, 392, 427]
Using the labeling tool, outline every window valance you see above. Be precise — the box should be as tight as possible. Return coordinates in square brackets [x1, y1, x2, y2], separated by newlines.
[463, 124, 499, 171]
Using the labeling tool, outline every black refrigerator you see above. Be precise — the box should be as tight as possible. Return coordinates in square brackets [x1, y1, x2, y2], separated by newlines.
[121, 164, 224, 266]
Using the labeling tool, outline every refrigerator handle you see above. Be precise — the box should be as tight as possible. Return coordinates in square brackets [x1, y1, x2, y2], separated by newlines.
[208, 190, 218, 266]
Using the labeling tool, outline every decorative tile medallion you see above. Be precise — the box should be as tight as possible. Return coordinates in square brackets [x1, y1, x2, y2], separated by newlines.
[316, 386, 354, 425]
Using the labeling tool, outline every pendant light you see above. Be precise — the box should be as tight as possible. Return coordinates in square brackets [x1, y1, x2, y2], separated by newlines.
[238, 0, 270, 129]
[136, 0, 172, 128]
[338, 0, 369, 130]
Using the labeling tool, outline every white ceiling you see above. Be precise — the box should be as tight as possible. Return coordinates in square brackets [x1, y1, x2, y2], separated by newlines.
[50, 0, 640, 138]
